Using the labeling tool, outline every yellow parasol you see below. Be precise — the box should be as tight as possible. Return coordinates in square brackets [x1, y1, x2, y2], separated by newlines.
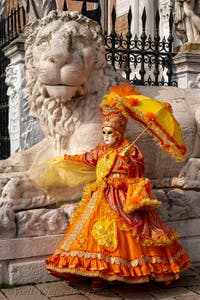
[100, 83, 186, 162]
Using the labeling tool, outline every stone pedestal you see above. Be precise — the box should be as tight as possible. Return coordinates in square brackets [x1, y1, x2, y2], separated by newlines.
[3, 36, 44, 155]
[173, 43, 200, 88]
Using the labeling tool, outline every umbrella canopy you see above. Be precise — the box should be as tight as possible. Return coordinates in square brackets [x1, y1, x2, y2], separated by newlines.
[100, 83, 186, 162]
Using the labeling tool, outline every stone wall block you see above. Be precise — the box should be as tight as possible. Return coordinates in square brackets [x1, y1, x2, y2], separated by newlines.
[16, 208, 68, 237]
[0, 176, 58, 211]
[153, 189, 169, 221]
[0, 235, 64, 261]
[0, 208, 16, 238]
[169, 219, 200, 238]
[179, 236, 200, 263]
[0, 178, 10, 198]
[167, 189, 200, 220]
[8, 258, 58, 285]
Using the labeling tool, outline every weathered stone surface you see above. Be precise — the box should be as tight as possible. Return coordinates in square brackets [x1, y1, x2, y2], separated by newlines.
[0, 208, 16, 238]
[16, 208, 68, 237]
[153, 189, 169, 221]
[8, 258, 58, 285]
[2, 285, 48, 300]
[63, 204, 78, 219]
[180, 236, 200, 263]
[0, 235, 64, 260]
[36, 281, 77, 298]
[174, 0, 200, 45]
[0, 178, 9, 197]
[111, 284, 155, 300]
[172, 158, 200, 189]
[169, 219, 200, 238]
[167, 189, 200, 220]
[150, 287, 197, 299]
[0, 175, 57, 210]
[5, 53, 44, 155]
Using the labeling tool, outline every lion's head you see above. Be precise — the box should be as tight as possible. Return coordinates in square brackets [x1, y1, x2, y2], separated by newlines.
[25, 11, 120, 154]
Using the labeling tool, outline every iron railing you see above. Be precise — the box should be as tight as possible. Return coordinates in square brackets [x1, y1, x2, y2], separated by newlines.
[105, 6, 177, 87]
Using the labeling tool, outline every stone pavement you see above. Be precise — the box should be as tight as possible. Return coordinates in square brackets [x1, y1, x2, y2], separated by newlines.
[1, 265, 200, 300]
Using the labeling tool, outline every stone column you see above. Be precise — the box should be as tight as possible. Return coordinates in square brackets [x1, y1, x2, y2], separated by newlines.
[159, 0, 171, 39]
[3, 36, 44, 155]
[159, 0, 180, 47]
[173, 44, 200, 88]
[130, 0, 139, 35]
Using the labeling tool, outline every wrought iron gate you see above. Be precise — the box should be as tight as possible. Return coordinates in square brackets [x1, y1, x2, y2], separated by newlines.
[105, 6, 177, 86]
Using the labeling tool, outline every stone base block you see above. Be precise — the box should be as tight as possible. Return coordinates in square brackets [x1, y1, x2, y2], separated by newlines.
[180, 236, 200, 264]
[0, 235, 64, 285]
[8, 258, 58, 285]
[0, 235, 64, 261]
[173, 44, 200, 88]
[168, 219, 200, 238]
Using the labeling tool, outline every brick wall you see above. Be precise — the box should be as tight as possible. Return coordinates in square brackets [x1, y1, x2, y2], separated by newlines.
[6, 1, 94, 14]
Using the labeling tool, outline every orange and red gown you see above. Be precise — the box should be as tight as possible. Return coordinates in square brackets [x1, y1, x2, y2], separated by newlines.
[46, 138, 190, 283]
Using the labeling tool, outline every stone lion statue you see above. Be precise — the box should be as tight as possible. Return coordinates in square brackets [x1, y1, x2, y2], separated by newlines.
[0, 11, 121, 173]
[25, 10, 122, 157]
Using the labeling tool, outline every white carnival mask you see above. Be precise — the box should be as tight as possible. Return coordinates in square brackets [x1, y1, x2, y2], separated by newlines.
[102, 126, 119, 146]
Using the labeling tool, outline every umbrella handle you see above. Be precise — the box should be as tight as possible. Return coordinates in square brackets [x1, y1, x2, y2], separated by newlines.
[120, 126, 150, 157]
[120, 127, 148, 156]
[131, 126, 150, 145]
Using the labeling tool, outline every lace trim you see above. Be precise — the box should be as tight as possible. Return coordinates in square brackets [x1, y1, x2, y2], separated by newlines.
[124, 198, 161, 213]
[55, 247, 186, 267]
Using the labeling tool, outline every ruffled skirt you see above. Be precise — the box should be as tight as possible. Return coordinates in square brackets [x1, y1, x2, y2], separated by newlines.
[46, 181, 190, 283]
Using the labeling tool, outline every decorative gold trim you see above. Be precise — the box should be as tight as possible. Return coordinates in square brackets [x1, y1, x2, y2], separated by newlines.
[62, 183, 99, 250]
[55, 247, 187, 267]
[141, 231, 180, 247]
[91, 219, 118, 251]
[96, 149, 117, 182]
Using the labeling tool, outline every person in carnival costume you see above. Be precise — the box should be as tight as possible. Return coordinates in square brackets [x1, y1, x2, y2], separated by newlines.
[31, 83, 190, 290]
